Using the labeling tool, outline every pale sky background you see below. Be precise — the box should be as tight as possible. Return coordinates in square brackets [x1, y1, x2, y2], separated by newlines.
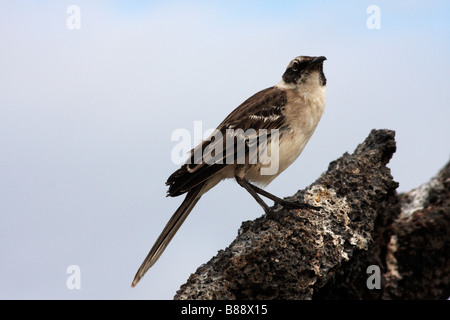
[0, 1, 449, 299]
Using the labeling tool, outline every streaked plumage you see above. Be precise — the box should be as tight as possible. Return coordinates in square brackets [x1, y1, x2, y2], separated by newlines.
[132, 55, 327, 287]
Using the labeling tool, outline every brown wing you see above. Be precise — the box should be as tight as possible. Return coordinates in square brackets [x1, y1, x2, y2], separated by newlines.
[166, 86, 288, 197]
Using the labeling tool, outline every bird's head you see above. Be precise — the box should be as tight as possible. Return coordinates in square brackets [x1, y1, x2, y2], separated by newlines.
[281, 56, 327, 88]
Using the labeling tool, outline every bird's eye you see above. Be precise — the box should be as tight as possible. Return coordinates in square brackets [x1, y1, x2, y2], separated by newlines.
[292, 61, 299, 71]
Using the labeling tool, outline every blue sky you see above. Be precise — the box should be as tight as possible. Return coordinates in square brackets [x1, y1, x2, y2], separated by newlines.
[0, 1, 449, 299]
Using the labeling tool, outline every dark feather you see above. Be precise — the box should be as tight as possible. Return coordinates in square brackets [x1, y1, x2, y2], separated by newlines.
[131, 184, 204, 287]
[166, 86, 288, 197]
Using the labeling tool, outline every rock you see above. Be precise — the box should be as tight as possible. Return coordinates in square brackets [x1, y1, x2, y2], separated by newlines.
[173, 129, 449, 300]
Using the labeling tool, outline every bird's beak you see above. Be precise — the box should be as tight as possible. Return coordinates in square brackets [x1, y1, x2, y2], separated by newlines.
[308, 56, 327, 67]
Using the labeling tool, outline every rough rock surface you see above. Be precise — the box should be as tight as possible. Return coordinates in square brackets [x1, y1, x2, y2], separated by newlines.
[173, 129, 449, 300]
[382, 161, 450, 299]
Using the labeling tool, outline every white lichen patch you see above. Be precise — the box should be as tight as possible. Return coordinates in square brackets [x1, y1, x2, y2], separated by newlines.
[400, 175, 444, 218]
[304, 185, 369, 257]
[304, 185, 350, 214]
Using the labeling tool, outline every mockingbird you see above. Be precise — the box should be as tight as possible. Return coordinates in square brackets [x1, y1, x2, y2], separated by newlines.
[132, 55, 327, 287]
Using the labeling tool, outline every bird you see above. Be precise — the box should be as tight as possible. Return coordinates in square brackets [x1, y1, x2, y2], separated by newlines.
[131, 55, 327, 287]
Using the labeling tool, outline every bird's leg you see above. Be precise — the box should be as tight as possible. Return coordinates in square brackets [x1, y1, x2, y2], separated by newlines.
[245, 180, 321, 211]
[235, 176, 272, 214]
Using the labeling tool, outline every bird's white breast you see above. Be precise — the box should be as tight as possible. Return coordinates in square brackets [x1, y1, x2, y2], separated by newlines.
[249, 84, 326, 185]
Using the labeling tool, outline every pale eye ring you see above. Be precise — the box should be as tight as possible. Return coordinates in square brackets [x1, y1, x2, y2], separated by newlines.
[292, 61, 299, 71]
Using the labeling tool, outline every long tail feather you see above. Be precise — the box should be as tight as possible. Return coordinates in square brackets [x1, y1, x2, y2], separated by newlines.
[131, 185, 204, 287]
